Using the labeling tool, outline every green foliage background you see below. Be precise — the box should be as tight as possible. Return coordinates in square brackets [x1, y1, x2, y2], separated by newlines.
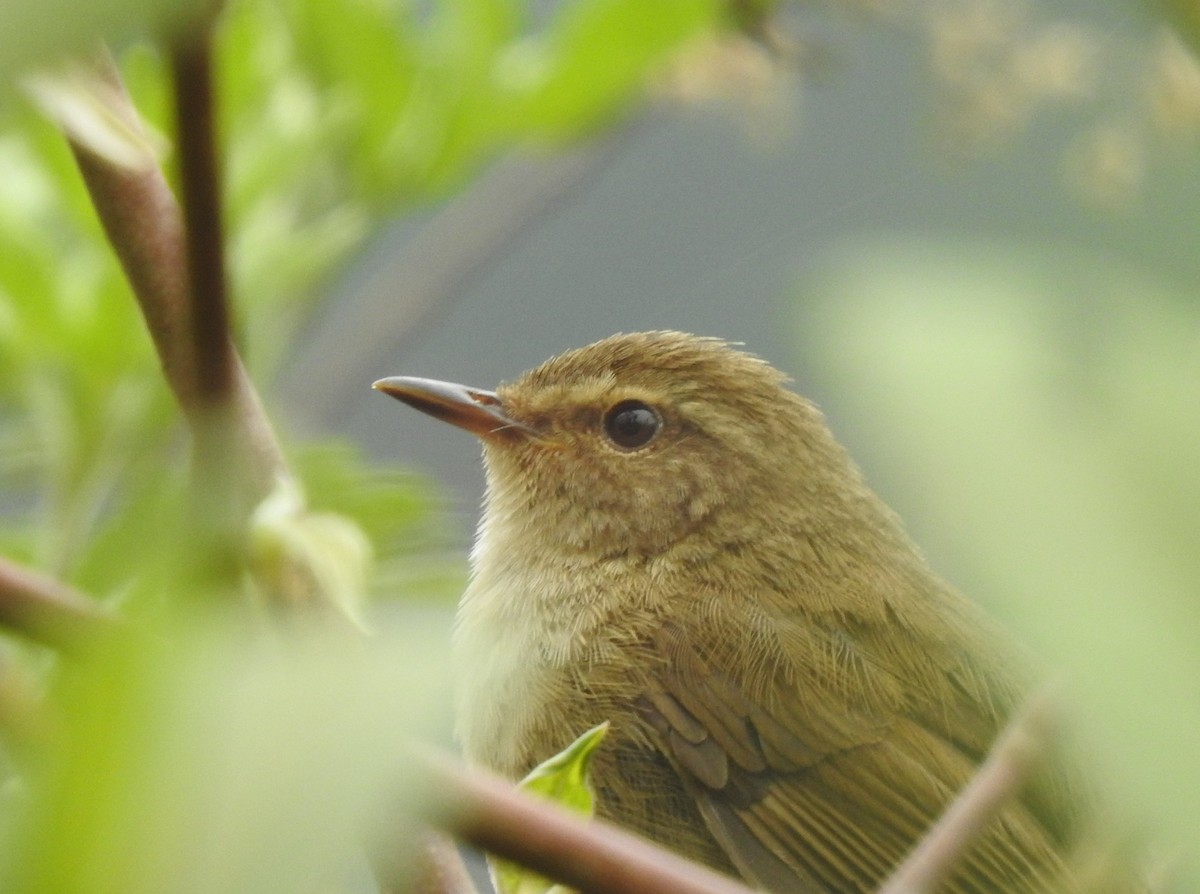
[0, 1, 723, 891]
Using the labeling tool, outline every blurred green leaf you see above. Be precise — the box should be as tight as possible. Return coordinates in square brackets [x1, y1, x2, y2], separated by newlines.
[1158, 0, 1200, 60]
[288, 440, 457, 600]
[499, 0, 719, 136]
[0, 612, 451, 894]
[801, 236, 1200, 883]
[248, 477, 373, 627]
[0, 0, 199, 84]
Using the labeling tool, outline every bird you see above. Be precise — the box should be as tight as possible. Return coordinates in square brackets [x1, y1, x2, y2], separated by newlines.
[374, 330, 1132, 894]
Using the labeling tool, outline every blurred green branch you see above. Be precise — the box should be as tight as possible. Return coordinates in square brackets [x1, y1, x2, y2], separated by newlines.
[0, 554, 117, 651]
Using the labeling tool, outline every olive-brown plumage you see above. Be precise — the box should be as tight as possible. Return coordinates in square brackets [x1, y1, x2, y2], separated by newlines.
[375, 331, 1127, 893]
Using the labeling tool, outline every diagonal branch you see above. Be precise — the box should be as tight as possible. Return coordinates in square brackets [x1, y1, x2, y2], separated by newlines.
[0, 555, 118, 650]
[422, 749, 760, 894]
[67, 47, 287, 502]
[877, 688, 1059, 894]
[63, 46, 362, 618]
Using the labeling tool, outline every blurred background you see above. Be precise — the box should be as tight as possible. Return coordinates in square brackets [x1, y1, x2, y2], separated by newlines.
[279, 0, 1200, 567]
[2, 0, 1198, 888]
[274, 0, 1200, 858]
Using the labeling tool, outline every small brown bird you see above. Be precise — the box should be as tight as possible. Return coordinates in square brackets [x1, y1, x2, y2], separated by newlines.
[375, 331, 1128, 893]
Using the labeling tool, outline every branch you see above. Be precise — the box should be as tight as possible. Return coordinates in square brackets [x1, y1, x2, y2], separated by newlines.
[163, 20, 252, 572]
[877, 688, 1059, 894]
[169, 26, 235, 409]
[67, 48, 287, 502]
[421, 750, 759, 894]
[0, 555, 118, 651]
[61, 47, 368, 619]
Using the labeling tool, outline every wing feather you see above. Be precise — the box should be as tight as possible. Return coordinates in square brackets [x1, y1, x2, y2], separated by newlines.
[635, 602, 1079, 893]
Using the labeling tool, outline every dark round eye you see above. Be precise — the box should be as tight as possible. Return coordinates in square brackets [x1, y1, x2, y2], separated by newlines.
[603, 400, 662, 450]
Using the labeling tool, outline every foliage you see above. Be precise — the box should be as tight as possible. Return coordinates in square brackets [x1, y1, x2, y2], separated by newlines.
[0, 0, 723, 892]
[3, 0, 1198, 890]
[1, 617, 453, 894]
[0, 0, 721, 595]
[495, 722, 609, 894]
[801, 237, 1200, 884]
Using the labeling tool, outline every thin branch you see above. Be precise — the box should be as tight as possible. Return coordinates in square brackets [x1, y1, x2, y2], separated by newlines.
[67, 48, 287, 502]
[0, 555, 117, 651]
[165, 19, 247, 574]
[63, 48, 363, 618]
[877, 688, 1060, 894]
[421, 749, 759, 894]
[169, 25, 235, 409]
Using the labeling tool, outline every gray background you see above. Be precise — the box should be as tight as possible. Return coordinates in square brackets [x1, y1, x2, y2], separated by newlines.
[276, 2, 1200, 554]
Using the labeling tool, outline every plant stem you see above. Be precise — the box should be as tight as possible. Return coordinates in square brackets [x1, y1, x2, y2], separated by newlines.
[0, 555, 117, 650]
[422, 749, 759, 894]
[68, 47, 288, 503]
[878, 688, 1059, 894]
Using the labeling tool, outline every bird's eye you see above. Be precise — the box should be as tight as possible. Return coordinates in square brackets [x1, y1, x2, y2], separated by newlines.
[603, 400, 662, 450]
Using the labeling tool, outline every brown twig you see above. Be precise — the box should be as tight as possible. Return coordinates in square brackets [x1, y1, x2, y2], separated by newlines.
[877, 688, 1059, 894]
[67, 48, 287, 502]
[165, 20, 248, 576]
[169, 26, 235, 409]
[62, 45, 365, 618]
[0, 555, 118, 651]
[422, 749, 759, 894]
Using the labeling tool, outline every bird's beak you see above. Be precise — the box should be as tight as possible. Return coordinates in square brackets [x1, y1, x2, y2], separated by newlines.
[372, 376, 535, 440]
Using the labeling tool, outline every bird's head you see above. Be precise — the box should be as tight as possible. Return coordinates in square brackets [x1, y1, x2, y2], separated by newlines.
[375, 331, 881, 563]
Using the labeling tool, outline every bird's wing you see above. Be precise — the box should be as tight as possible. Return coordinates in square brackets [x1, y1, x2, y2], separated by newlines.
[636, 609, 1074, 894]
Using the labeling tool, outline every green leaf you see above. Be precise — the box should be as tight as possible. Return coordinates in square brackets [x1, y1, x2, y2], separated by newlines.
[0, 0, 201, 83]
[500, 0, 720, 137]
[247, 476, 373, 628]
[22, 65, 166, 170]
[494, 722, 610, 894]
[518, 720, 609, 813]
[0, 611, 452, 894]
